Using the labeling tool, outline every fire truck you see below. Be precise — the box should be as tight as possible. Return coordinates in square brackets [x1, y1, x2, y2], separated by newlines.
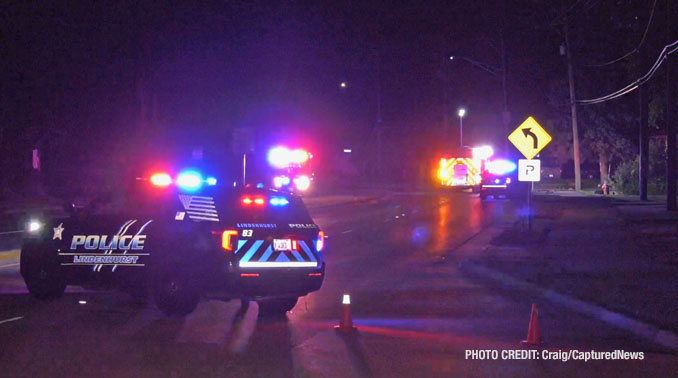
[267, 146, 314, 193]
[437, 146, 493, 191]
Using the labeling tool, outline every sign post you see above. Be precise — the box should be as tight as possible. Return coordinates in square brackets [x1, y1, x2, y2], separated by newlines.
[509, 117, 552, 232]
[518, 159, 541, 230]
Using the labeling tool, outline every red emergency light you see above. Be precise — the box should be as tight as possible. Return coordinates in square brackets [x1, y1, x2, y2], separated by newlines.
[150, 173, 172, 186]
[242, 196, 265, 206]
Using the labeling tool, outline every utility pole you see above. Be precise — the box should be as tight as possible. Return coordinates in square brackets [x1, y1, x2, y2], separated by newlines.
[666, 0, 677, 210]
[375, 51, 383, 180]
[563, 9, 582, 191]
[443, 78, 449, 139]
[639, 41, 649, 201]
[459, 110, 464, 148]
[499, 6, 510, 154]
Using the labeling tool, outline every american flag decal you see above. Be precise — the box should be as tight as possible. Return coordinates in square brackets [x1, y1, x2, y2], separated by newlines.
[178, 195, 219, 222]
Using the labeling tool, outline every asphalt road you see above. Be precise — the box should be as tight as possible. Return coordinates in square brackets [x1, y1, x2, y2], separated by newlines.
[0, 191, 676, 377]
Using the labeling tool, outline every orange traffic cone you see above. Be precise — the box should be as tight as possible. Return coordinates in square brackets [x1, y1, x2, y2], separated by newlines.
[334, 291, 357, 333]
[521, 303, 543, 346]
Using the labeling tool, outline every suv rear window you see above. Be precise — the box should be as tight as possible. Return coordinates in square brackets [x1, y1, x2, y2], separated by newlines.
[217, 188, 313, 224]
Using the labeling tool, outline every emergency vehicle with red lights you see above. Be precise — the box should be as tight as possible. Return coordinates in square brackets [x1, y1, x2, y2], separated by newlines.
[267, 146, 314, 193]
[437, 146, 493, 191]
[479, 158, 518, 200]
[20, 168, 325, 316]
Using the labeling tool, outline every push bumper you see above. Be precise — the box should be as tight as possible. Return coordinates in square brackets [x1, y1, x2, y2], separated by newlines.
[206, 261, 325, 299]
[480, 184, 508, 197]
[235, 263, 325, 298]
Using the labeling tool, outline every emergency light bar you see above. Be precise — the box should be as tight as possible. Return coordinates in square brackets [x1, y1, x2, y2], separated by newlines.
[241, 195, 290, 207]
[177, 170, 202, 190]
[149, 170, 217, 190]
[150, 173, 172, 186]
[485, 159, 517, 175]
[270, 196, 289, 206]
[267, 146, 310, 168]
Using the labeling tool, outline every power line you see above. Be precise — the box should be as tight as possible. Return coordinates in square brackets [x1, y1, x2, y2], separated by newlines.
[582, 0, 658, 68]
[550, 0, 596, 26]
[577, 38, 678, 105]
[569, 0, 601, 19]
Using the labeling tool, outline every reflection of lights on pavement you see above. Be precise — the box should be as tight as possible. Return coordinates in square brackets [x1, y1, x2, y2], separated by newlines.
[411, 226, 431, 247]
[432, 202, 450, 253]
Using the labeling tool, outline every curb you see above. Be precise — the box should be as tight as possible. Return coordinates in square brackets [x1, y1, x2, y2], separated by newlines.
[461, 262, 678, 351]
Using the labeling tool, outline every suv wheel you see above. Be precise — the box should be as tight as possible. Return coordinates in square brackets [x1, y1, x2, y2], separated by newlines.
[21, 251, 66, 300]
[152, 267, 199, 317]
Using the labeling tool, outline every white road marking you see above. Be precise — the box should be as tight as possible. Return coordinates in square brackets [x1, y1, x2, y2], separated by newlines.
[0, 316, 23, 325]
[340, 230, 353, 234]
[0, 263, 19, 269]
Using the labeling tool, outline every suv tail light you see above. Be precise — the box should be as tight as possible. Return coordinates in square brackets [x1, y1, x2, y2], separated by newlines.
[242, 196, 265, 206]
[222, 230, 238, 251]
[316, 230, 325, 251]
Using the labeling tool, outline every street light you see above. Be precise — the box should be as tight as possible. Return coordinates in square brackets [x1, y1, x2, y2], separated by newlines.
[458, 108, 466, 148]
[340, 82, 347, 88]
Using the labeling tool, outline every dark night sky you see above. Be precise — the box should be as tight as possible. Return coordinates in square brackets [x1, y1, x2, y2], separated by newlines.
[2, 1, 552, 137]
[1, 0, 668, 190]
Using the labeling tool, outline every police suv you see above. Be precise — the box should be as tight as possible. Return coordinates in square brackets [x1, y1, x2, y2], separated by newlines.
[21, 169, 325, 316]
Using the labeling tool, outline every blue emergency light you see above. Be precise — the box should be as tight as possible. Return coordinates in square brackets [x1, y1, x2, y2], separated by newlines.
[176, 170, 203, 190]
[151, 169, 218, 191]
[486, 159, 517, 175]
[270, 196, 289, 206]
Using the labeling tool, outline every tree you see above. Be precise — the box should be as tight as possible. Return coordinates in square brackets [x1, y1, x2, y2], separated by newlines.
[581, 103, 635, 184]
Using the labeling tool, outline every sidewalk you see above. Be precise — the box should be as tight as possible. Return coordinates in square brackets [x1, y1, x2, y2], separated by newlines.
[458, 193, 678, 336]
